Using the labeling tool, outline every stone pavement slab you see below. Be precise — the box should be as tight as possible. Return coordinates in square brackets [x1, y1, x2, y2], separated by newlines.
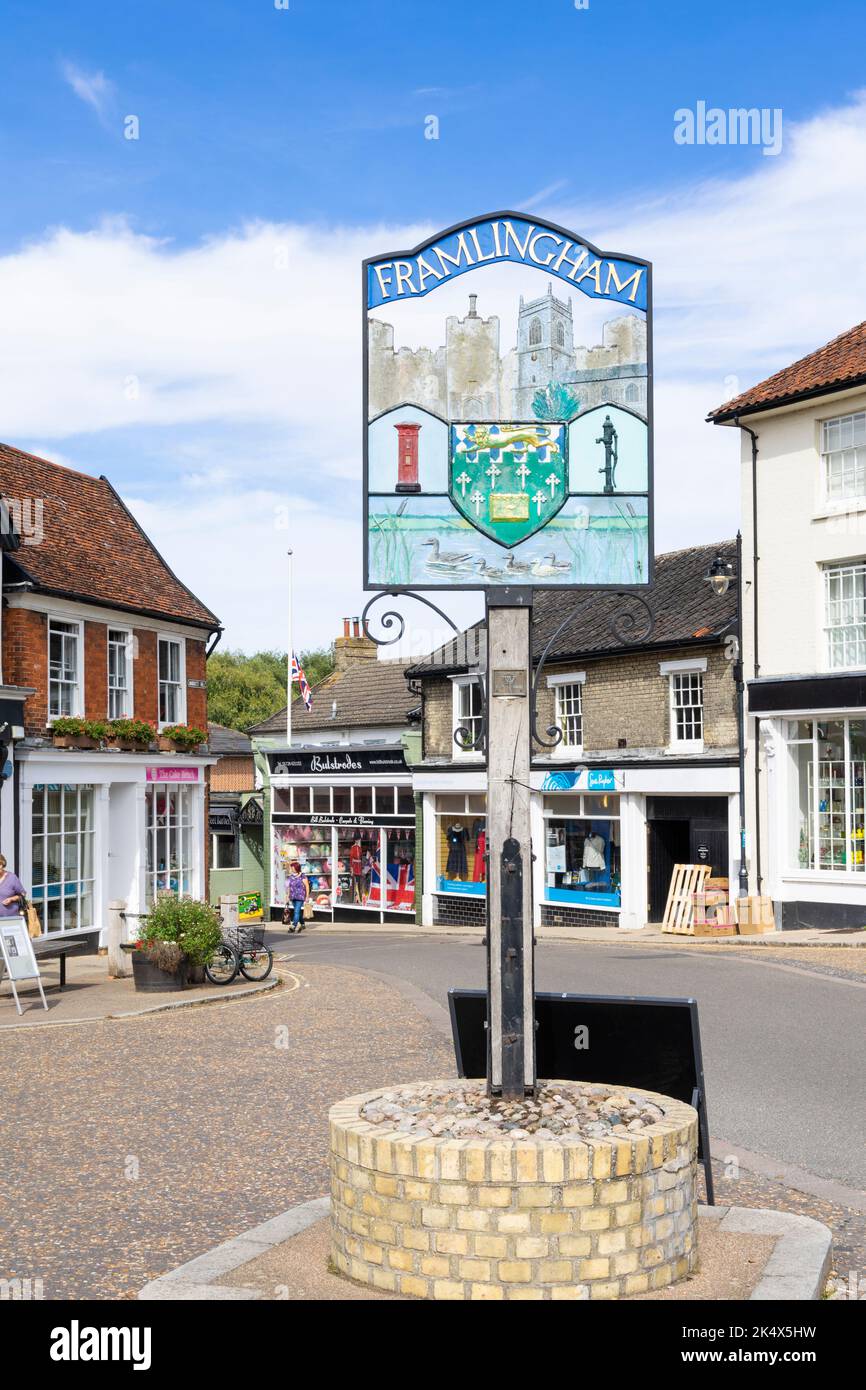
[0, 952, 279, 1027]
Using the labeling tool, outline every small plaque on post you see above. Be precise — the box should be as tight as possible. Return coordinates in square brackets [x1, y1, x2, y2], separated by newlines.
[492, 669, 527, 698]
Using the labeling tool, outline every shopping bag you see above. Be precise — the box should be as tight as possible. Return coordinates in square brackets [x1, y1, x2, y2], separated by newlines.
[303, 898, 314, 922]
[25, 900, 42, 939]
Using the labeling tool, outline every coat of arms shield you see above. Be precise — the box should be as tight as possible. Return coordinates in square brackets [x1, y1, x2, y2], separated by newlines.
[449, 422, 568, 547]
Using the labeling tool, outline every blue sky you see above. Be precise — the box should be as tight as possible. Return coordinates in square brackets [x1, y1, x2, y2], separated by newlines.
[2, 0, 866, 650]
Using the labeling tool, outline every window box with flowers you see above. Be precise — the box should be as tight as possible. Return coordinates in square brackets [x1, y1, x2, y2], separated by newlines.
[104, 719, 156, 751]
[157, 724, 208, 753]
[49, 717, 108, 750]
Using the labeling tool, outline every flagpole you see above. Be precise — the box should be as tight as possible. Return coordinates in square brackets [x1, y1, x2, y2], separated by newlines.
[286, 548, 293, 748]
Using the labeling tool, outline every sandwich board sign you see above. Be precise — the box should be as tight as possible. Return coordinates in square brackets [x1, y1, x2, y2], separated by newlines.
[0, 915, 48, 1014]
[364, 212, 652, 591]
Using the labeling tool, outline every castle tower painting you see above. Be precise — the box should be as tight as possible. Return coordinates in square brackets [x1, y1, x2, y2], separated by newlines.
[364, 214, 652, 590]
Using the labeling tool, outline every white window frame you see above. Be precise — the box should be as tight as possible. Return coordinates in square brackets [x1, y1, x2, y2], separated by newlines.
[823, 562, 866, 671]
[546, 670, 585, 755]
[146, 782, 195, 902]
[107, 626, 134, 720]
[660, 659, 706, 750]
[821, 411, 866, 506]
[157, 634, 186, 727]
[30, 783, 96, 934]
[451, 676, 484, 760]
[47, 616, 84, 721]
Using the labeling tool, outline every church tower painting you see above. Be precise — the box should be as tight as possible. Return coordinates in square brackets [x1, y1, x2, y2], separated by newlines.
[513, 282, 575, 417]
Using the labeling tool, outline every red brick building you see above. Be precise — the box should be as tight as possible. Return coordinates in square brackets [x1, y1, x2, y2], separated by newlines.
[0, 442, 221, 943]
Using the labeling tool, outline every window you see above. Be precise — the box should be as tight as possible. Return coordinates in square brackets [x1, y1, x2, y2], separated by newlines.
[625, 382, 642, 404]
[671, 672, 703, 745]
[555, 682, 583, 749]
[789, 718, 866, 873]
[108, 628, 132, 718]
[453, 679, 483, 755]
[555, 321, 565, 347]
[824, 563, 866, 669]
[146, 784, 194, 902]
[30, 784, 95, 934]
[158, 638, 184, 724]
[528, 317, 542, 346]
[822, 411, 866, 502]
[48, 620, 81, 719]
[543, 793, 621, 909]
[211, 833, 239, 869]
[435, 794, 486, 896]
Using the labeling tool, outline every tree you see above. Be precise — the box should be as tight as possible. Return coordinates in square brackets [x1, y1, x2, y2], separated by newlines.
[206, 647, 335, 731]
[531, 381, 579, 422]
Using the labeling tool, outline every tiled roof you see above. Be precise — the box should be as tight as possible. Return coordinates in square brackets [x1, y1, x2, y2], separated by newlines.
[207, 723, 252, 754]
[249, 658, 419, 734]
[709, 321, 866, 421]
[406, 541, 737, 675]
[0, 442, 220, 629]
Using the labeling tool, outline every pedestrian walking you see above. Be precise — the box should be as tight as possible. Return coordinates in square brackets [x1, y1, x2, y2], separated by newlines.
[282, 860, 310, 933]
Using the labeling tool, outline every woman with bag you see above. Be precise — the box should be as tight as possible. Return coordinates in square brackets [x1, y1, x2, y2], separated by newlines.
[282, 860, 310, 933]
[0, 854, 28, 919]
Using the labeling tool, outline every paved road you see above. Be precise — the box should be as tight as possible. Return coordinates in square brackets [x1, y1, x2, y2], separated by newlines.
[275, 930, 866, 1193]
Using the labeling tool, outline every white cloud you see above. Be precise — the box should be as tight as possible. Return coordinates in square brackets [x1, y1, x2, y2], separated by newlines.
[3, 94, 866, 648]
[61, 61, 115, 122]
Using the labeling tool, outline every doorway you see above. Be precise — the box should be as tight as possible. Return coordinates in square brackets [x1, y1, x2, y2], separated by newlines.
[646, 796, 730, 923]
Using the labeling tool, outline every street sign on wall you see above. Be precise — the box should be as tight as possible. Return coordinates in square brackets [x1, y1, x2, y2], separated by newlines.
[364, 212, 652, 591]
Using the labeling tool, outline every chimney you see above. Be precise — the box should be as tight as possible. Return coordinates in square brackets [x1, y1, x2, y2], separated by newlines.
[333, 616, 378, 675]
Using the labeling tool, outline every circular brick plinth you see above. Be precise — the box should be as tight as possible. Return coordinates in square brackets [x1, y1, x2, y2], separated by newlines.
[329, 1081, 698, 1300]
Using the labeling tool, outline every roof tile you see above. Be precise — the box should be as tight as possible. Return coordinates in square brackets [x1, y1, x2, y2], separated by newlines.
[709, 321, 866, 421]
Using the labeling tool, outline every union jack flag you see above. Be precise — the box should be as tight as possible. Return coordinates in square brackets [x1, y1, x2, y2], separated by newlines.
[292, 653, 313, 710]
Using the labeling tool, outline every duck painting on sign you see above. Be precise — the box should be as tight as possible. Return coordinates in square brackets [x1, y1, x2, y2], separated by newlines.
[364, 212, 653, 591]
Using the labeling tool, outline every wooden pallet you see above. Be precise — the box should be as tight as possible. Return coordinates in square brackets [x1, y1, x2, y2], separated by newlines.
[661, 863, 711, 934]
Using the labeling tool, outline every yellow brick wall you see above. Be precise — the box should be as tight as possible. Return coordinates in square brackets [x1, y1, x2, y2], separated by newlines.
[329, 1083, 699, 1301]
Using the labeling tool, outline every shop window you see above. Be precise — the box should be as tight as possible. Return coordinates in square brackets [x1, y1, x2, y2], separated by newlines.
[146, 784, 194, 902]
[544, 814, 621, 909]
[332, 787, 352, 814]
[335, 830, 380, 908]
[789, 717, 866, 873]
[436, 811, 486, 896]
[312, 786, 331, 814]
[670, 672, 703, 746]
[108, 628, 132, 718]
[822, 411, 866, 503]
[272, 788, 292, 813]
[397, 785, 415, 816]
[292, 787, 311, 815]
[48, 619, 81, 719]
[158, 637, 184, 725]
[352, 786, 373, 814]
[30, 783, 95, 934]
[273, 824, 331, 906]
[824, 563, 866, 669]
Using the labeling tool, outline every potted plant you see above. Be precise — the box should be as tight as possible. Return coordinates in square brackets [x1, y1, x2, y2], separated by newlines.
[50, 717, 106, 749]
[131, 895, 222, 992]
[158, 723, 208, 753]
[105, 718, 156, 751]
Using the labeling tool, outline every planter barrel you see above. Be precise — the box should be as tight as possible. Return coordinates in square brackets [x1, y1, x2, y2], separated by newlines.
[131, 950, 196, 992]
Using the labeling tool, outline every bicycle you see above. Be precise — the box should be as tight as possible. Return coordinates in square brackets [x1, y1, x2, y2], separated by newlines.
[205, 924, 273, 986]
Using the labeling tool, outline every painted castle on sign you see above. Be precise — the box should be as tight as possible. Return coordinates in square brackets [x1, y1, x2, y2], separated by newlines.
[368, 288, 647, 423]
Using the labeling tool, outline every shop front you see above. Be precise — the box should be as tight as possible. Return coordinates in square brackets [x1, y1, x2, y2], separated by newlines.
[15, 749, 211, 944]
[266, 746, 416, 922]
[417, 762, 738, 931]
[750, 674, 866, 928]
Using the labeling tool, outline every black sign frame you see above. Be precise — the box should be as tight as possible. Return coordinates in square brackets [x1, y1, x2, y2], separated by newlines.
[267, 748, 408, 777]
[448, 988, 714, 1204]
